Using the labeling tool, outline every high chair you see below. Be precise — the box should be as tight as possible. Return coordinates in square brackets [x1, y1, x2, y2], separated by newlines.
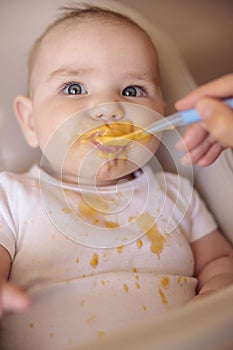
[1, 0, 233, 349]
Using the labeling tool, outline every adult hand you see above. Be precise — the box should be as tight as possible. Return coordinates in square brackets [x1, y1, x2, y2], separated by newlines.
[175, 74, 233, 166]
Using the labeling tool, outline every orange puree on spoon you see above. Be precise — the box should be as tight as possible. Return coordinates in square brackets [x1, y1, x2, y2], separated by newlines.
[80, 122, 151, 146]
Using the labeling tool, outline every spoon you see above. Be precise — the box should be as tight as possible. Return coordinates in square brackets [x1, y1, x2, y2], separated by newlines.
[97, 97, 233, 146]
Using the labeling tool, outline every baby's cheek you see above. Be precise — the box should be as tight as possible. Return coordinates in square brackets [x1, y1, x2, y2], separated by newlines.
[62, 142, 93, 171]
[144, 136, 161, 156]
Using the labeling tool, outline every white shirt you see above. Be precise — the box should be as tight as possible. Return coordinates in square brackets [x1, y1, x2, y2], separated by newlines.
[0, 164, 217, 350]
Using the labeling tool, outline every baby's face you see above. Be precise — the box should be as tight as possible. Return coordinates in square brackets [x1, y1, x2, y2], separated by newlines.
[26, 19, 165, 185]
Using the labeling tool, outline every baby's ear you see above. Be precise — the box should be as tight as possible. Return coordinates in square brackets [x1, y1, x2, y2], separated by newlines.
[14, 96, 39, 148]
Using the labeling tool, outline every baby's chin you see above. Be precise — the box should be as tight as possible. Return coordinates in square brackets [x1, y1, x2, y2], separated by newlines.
[57, 158, 142, 186]
[96, 158, 140, 184]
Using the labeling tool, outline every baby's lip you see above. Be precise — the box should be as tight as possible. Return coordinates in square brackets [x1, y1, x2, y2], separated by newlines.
[93, 140, 126, 154]
[80, 122, 136, 147]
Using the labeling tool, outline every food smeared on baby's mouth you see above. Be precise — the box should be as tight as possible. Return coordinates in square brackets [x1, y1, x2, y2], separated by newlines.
[78, 122, 152, 158]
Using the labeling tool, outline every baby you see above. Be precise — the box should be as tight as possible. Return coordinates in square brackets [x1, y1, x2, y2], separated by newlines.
[0, 5, 233, 350]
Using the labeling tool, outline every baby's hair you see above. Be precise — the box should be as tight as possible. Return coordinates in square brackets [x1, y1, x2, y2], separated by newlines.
[28, 4, 158, 96]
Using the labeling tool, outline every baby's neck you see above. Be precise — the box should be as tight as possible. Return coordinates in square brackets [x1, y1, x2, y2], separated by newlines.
[41, 164, 140, 188]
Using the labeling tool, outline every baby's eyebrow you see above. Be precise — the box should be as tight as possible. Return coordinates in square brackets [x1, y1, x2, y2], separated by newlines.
[47, 66, 95, 82]
[125, 71, 159, 85]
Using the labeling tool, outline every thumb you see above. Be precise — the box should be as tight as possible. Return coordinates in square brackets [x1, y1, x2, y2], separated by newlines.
[196, 98, 233, 147]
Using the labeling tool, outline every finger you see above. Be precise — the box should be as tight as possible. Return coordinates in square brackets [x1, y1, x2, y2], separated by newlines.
[2, 283, 30, 312]
[181, 135, 224, 166]
[196, 98, 233, 147]
[196, 143, 225, 167]
[176, 123, 208, 152]
[175, 73, 233, 110]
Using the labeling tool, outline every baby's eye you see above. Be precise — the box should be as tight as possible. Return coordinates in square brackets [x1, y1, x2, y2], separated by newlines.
[63, 82, 87, 95]
[122, 86, 145, 97]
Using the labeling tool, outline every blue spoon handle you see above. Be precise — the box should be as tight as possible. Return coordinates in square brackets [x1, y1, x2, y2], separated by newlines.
[148, 97, 233, 134]
[179, 97, 233, 126]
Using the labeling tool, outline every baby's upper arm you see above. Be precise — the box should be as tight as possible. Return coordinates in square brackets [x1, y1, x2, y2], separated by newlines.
[191, 229, 233, 278]
[0, 244, 11, 280]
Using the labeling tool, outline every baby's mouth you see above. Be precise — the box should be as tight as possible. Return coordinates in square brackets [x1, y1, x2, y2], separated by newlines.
[93, 140, 126, 155]
[80, 122, 136, 154]
[83, 121, 150, 142]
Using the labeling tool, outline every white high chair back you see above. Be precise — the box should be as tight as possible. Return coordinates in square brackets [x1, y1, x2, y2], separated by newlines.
[1, 0, 233, 243]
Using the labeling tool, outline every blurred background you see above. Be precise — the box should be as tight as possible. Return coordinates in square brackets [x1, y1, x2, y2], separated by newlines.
[119, 0, 233, 84]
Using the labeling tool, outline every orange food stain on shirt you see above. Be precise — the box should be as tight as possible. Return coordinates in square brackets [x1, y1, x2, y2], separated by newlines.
[104, 220, 120, 229]
[29, 323, 34, 329]
[160, 277, 170, 289]
[177, 276, 188, 286]
[135, 282, 140, 289]
[124, 284, 129, 293]
[177, 277, 183, 286]
[78, 196, 115, 226]
[117, 245, 124, 254]
[88, 194, 110, 211]
[79, 199, 96, 217]
[128, 216, 136, 223]
[62, 207, 73, 214]
[90, 253, 99, 268]
[136, 212, 166, 259]
[86, 314, 96, 325]
[158, 288, 168, 304]
[75, 258, 79, 264]
[137, 239, 143, 248]
[97, 331, 106, 339]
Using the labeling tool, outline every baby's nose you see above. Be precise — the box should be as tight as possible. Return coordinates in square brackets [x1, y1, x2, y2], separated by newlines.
[90, 102, 125, 122]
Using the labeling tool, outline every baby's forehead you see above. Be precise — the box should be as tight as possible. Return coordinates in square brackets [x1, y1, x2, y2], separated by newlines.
[43, 16, 149, 43]
[37, 19, 151, 60]
[42, 9, 158, 52]
[28, 14, 158, 95]
[38, 17, 157, 67]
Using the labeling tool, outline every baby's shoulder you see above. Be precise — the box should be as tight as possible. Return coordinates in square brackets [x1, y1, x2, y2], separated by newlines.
[145, 167, 195, 209]
[148, 167, 193, 191]
[0, 165, 39, 193]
